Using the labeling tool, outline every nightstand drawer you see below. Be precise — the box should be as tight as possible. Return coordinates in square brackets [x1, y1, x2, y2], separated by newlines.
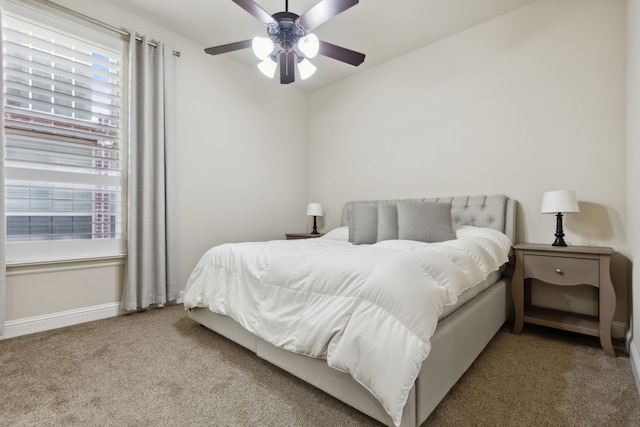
[523, 254, 599, 287]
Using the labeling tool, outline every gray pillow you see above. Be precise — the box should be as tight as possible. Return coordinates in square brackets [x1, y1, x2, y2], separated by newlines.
[347, 205, 355, 242]
[396, 201, 456, 243]
[377, 202, 398, 241]
[352, 203, 378, 245]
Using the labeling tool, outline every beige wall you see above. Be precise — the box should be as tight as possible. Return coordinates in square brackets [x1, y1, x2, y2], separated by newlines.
[627, 0, 640, 373]
[5, 0, 309, 322]
[308, 0, 630, 326]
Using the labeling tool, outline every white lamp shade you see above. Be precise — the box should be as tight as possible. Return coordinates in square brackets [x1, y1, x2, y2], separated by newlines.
[298, 33, 319, 58]
[252, 36, 274, 60]
[297, 58, 317, 80]
[541, 190, 580, 213]
[257, 57, 277, 78]
[306, 203, 324, 216]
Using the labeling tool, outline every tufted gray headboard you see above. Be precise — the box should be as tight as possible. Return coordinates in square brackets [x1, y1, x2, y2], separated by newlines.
[341, 194, 516, 243]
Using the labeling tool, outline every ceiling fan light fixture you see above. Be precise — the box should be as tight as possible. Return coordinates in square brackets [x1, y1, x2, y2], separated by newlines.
[252, 36, 275, 60]
[298, 33, 319, 58]
[257, 56, 278, 78]
[297, 58, 317, 80]
[204, 0, 366, 85]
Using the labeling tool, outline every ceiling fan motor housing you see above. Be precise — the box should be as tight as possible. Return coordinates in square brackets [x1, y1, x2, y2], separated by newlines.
[269, 12, 306, 53]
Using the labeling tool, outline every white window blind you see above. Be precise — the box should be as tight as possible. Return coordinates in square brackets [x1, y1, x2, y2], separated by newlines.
[2, 1, 127, 263]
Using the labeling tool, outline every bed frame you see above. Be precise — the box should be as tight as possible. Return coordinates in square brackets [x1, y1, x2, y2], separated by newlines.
[188, 195, 516, 427]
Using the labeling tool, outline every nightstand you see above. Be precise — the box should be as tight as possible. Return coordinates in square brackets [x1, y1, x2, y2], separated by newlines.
[285, 233, 324, 240]
[511, 243, 616, 356]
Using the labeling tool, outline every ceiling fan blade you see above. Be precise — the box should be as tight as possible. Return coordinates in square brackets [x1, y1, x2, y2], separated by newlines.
[232, 0, 277, 26]
[205, 40, 253, 55]
[318, 40, 365, 66]
[280, 52, 295, 84]
[298, 0, 358, 31]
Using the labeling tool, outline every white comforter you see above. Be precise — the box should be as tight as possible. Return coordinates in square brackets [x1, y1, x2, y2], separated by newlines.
[183, 226, 512, 426]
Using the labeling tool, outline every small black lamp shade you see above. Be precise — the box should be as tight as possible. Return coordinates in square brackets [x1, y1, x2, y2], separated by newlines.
[306, 203, 324, 234]
[541, 190, 580, 246]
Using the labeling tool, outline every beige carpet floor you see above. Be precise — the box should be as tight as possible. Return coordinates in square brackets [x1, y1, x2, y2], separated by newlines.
[1, 304, 639, 426]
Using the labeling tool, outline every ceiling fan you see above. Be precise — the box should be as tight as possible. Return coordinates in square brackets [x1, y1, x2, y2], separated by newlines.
[205, 0, 366, 84]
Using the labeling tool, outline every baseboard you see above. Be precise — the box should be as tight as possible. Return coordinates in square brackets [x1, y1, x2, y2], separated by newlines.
[629, 338, 640, 397]
[612, 320, 627, 340]
[3, 293, 186, 339]
[3, 302, 123, 339]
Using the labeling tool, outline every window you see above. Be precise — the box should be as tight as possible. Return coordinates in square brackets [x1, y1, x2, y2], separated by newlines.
[2, 1, 127, 263]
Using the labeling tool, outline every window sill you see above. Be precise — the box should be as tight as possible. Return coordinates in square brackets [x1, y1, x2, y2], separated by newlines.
[6, 255, 126, 276]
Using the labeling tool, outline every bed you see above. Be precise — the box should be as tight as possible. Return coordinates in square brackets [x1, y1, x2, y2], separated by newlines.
[183, 194, 516, 427]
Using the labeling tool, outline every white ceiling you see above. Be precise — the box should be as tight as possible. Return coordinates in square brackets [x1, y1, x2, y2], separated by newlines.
[103, 0, 536, 92]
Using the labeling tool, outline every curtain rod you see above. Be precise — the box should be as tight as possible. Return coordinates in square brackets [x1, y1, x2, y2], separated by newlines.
[34, 0, 181, 57]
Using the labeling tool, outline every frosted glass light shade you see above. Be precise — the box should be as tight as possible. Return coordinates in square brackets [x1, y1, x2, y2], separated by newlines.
[297, 58, 316, 80]
[306, 203, 323, 216]
[298, 33, 319, 58]
[252, 36, 274, 60]
[541, 190, 580, 213]
[257, 57, 277, 78]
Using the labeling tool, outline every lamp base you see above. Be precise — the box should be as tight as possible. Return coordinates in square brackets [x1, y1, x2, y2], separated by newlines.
[311, 216, 319, 234]
[551, 212, 568, 247]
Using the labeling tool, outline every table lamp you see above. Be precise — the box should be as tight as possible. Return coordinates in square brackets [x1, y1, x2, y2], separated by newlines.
[540, 190, 580, 246]
[306, 203, 324, 234]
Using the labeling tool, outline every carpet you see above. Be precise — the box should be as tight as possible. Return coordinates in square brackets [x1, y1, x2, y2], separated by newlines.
[1, 304, 639, 426]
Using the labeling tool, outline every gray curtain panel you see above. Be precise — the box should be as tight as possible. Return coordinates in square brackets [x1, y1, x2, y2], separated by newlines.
[0, 11, 6, 337]
[121, 34, 178, 311]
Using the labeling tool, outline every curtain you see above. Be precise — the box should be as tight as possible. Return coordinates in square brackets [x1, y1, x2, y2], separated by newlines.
[0, 8, 6, 337]
[121, 34, 178, 311]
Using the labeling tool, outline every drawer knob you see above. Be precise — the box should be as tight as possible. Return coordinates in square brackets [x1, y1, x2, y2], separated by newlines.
[556, 268, 563, 275]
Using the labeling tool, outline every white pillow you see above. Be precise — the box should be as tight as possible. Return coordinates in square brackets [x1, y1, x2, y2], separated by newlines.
[321, 226, 349, 241]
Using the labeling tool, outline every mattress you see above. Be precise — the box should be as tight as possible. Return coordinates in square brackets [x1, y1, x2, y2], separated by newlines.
[439, 269, 500, 319]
